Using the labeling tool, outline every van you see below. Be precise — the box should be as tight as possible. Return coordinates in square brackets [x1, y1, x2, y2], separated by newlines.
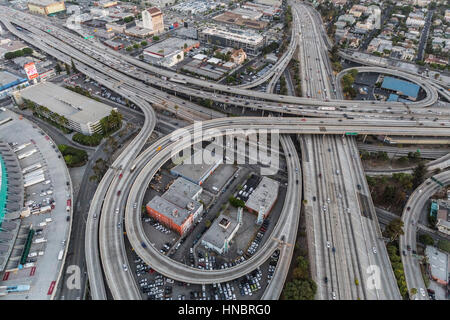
[212, 186, 218, 191]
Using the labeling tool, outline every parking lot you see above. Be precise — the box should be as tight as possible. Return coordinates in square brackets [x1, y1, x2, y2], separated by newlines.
[0, 108, 72, 300]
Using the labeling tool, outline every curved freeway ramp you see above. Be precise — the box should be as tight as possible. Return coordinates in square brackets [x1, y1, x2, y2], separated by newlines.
[120, 117, 449, 286]
[336, 66, 438, 107]
[400, 171, 450, 300]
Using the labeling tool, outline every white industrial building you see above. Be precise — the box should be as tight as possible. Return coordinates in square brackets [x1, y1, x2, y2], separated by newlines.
[201, 214, 240, 254]
[14, 82, 117, 135]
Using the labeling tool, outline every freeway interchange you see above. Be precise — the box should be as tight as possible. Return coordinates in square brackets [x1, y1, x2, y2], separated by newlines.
[2, 0, 449, 301]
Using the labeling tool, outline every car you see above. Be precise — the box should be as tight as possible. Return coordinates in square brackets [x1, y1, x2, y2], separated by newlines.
[324, 277, 328, 283]
[402, 250, 406, 256]
[372, 247, 377, 254]
[407, 245, 411, 251]
[331, 292, 336, 300]
[420, 288, 426, 297]
[326, 241, 330, 248]
[117, 190, 121, 196]
[122, 264, 128, 271]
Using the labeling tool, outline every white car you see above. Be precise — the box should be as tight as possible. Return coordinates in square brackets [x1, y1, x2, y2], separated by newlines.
[420, 288, 426, 297]
[373, 247, 377, 254]
[332, 292, 336, 300]
[122, 264, 128, 271]
[326, 241, 331, 248]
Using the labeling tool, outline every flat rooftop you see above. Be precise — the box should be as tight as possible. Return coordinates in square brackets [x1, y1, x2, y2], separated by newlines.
[201, 213, 238, 249]
[144, 38, 199, 58]
[381, 76, 420, 99]
[0, 71, 27, 91]
[245, 176, 279, 213]
[164, 177, 202, 200]
[425, 246, 448, 282]
[19, 82, 114, 124]
[147, 196, 192, 226]
[171, 149, 223, 184]
[28, 0, 63, 6]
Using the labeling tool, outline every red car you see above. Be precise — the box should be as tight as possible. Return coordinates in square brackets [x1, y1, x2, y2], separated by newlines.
[119, 173, 123, 179]
[117, 190, 121, 196]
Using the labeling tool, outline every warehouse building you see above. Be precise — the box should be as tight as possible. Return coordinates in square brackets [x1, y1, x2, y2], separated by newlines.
[170, 149, 223, 186]
[0, 71, 29, 100]
[381, 76, 420, 101]
[143, 38, 199, 67]
[245, 176, 279, 219]
[27, 0, 66, 15]
[146, 177, 203, 235]
[199, 27, 264, 55]
[201, 214, 240, 254]
[13, 82, 117, 135]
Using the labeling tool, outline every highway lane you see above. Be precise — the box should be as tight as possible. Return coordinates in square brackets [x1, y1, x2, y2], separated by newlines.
[295, 1, 400, 300]
[86, 96, 156, 300]
[1, 6, 443, 112]
[336, 66, 438, 106]
[261, 136, 302, 299]
[123, 121, 302, 285]
[400, 171, 450, 300]
[118, 117, 449, 285]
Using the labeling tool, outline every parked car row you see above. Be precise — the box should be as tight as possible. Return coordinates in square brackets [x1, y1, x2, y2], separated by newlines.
[246, 219, 269, 257]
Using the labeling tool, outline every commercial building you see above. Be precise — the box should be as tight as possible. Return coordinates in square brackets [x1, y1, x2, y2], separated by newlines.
[254, 0, 281, 7]
[170, 149, 223, 186]
[0, 39, 28, 58]
[14, 82, 117, 135]
[27, 0, 66, 15]
[146, 177, 203, 235]
[201, 214, 240, 254]
[93, 0, 118, 8]
[381, 76, 420, 101]
[0, 71, 29, 100]
[142, 6, 164, 35]
[245, 176, 279, 219]
[124, 26, 154, 38]
[104, 39, 124, 50]
[436, 200, 450, 236]
[213, 11, 268, 30]
[143, 38, 199, 67]
[199, 27, 264, 55]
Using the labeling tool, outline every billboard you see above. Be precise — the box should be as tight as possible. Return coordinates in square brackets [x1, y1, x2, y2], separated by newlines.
[24, 62, 39, 80]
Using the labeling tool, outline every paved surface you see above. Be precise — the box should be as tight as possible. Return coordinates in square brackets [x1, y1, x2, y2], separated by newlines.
[400, 171, 450, 300]
[0, 108, 72, 300]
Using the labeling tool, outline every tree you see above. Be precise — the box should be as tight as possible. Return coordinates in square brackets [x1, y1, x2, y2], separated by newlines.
[133, 43, 140, 49]
[410, 288, 417, 296]
[55, 63, 62, 74]
[152, 36, 160, 41]
[412, 162, 427, 189]
[22, 47, 33, 55]
[141, 40, 148, 46]
[65, 63, 71, 75]
[229, 196, 245, 207]
[418, 234, 434, 246]
[71, 59, 78, 73]
[384, 218, 404, 242]
[205, 220, 211, 228]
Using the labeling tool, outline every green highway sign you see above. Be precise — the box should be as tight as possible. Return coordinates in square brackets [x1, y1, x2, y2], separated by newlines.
[345, 132, 358, 136]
